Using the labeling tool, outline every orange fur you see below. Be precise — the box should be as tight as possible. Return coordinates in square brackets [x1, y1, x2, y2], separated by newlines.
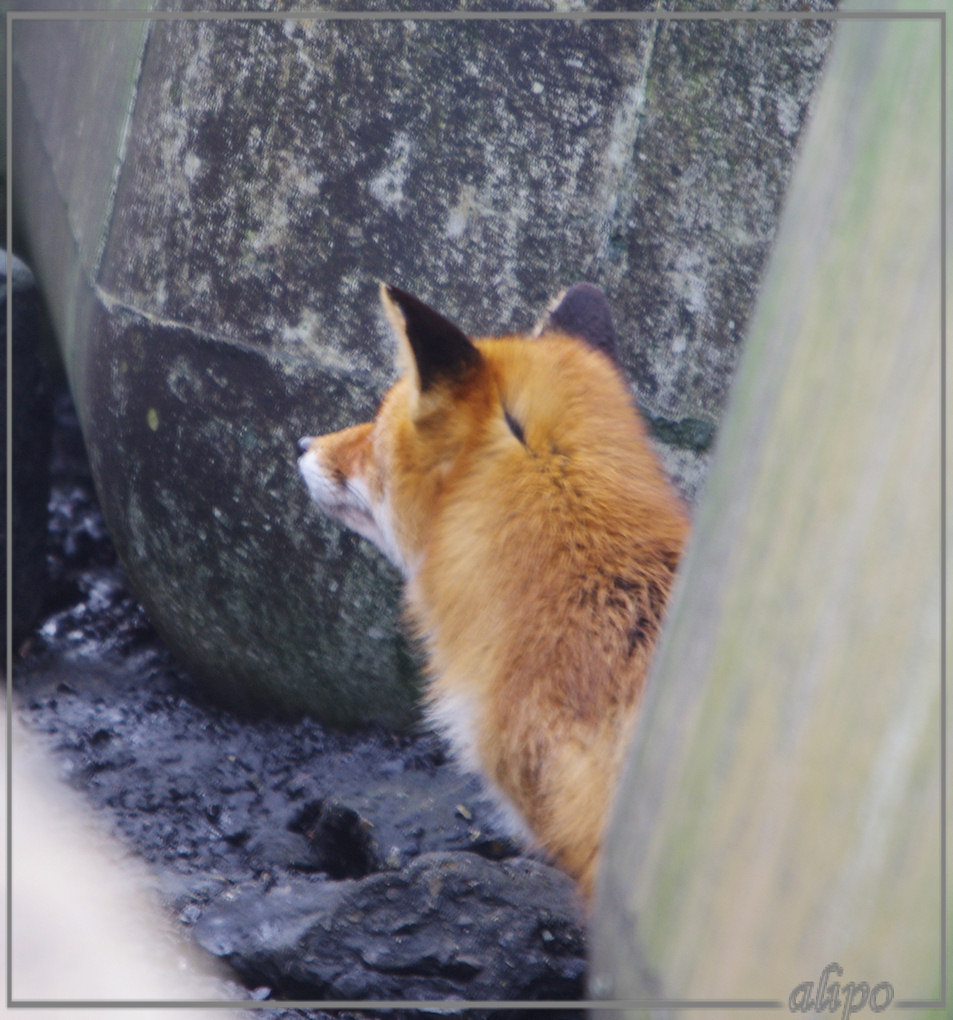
[298, 285, 689, 902]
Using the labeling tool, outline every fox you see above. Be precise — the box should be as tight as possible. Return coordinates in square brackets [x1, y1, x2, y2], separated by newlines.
[297, 282, 689, 903]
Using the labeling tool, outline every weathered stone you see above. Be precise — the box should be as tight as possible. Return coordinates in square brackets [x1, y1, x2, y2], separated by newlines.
[194, 851, 585, 1004]
[11, 5, 835, 721]
[2, 251, 53, 653]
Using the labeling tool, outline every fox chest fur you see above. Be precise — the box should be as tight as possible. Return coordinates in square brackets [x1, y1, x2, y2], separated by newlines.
[298, 284, 688, 901]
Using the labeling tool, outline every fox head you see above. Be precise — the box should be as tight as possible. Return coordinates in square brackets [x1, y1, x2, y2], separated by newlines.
[297, 282, 642, 578]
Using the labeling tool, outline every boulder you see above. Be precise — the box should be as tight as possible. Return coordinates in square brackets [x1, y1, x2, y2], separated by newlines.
[193, 850, 585, 1005]
[11, 7, 834, 722]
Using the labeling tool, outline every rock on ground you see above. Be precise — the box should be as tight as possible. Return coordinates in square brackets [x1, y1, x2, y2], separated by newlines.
[195, 852, 584, 1004]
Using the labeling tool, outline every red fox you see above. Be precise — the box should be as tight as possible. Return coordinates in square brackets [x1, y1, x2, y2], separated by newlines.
[297, 283, 689, 902]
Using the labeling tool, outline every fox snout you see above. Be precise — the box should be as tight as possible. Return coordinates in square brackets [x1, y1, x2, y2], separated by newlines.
[296, 436, 324, 504]
[296, 437, 321, 499]
[296, 425, 406, 572]
[296, 436, 336, 511]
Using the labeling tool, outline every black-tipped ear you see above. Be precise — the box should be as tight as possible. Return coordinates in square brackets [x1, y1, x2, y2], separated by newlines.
[536, 283, 619, 362]
[381, 284, 482, 392]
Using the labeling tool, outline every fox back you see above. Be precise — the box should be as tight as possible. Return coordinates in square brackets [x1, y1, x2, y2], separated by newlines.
[298, 284, 689, 902]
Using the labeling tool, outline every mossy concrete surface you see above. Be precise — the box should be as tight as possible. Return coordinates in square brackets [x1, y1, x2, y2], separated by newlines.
[13, 5, 834, 724]
[591, 4, 942, 1010]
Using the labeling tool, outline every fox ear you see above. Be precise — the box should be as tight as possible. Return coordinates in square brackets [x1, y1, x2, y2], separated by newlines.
[380, 284, 482, 393]
[533, 283, 619, 362]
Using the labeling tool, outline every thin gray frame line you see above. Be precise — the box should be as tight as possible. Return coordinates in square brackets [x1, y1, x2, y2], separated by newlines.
[5, 5, 13, 1013]
[923, 7, 950, 1013]
[9, 998, 788, 1011]
[943, 14, 948, 1013]
[5, 7, 946, 20]
[4, 6, 947, 1014]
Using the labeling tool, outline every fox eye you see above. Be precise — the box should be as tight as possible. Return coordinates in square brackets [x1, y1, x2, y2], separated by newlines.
[504, 407, 526, 445]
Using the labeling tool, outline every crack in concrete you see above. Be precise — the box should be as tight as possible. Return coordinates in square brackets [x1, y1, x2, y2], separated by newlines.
[591, 6, 664, 280]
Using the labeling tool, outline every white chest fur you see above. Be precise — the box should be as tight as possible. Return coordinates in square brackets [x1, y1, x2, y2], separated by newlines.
[425, 685, 535, 847]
